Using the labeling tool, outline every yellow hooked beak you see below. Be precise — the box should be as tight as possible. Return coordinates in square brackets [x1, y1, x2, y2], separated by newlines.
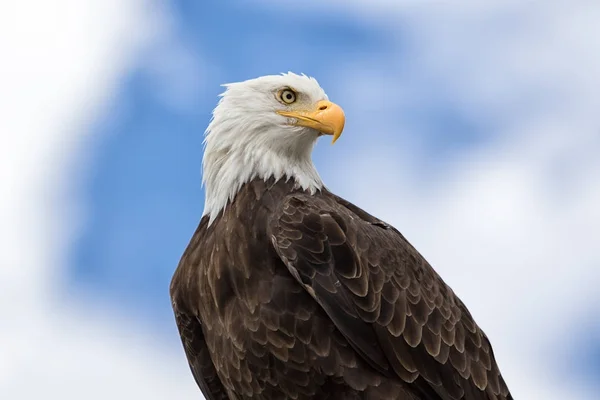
[277, 100, 346, 144]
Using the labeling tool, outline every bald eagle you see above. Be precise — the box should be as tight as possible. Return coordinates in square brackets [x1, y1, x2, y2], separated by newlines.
[170, 73, 512, 400]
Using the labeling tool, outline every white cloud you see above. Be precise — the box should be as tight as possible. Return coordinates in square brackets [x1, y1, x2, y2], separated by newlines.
[270, 1, 600, 399]
[1, 303, 199, 399]
[0, 1, 198, 398]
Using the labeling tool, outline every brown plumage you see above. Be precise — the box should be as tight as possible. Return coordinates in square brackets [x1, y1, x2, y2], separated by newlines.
[170, 178, 512, 400]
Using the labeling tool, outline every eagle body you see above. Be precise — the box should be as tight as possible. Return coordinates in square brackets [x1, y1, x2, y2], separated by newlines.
[171, 179, 511, 400]
[170, 73, 513, 400]
[172, 178, 417, 399]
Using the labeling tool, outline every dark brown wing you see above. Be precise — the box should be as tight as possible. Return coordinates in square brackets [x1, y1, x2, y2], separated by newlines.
[268, 193, 512, 400]
[171, 294, 229, 400]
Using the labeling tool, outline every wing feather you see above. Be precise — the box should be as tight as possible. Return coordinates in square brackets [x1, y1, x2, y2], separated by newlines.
[268, 193, 512, 400]
[172, 307, 230, 400]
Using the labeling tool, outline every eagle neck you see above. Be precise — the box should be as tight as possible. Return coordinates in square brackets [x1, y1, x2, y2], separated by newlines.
[201, 144, 323, 225]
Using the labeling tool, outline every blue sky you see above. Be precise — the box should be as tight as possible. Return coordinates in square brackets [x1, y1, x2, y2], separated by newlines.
[2, 1, 599, 398]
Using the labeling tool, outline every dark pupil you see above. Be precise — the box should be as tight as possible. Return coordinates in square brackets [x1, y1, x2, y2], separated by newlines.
[285, 92, 293, 101]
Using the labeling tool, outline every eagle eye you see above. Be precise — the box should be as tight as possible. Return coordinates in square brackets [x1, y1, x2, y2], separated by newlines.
[278, 89, 297, 105]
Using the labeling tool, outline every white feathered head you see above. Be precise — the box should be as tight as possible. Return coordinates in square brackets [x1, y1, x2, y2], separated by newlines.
[202, 72, 345, 221]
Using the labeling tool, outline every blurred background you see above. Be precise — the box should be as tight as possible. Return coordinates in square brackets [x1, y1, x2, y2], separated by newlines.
[1, 1, 599, 398]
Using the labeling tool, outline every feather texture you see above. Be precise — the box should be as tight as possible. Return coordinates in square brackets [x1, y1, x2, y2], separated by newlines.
[170, 178, 512, 400]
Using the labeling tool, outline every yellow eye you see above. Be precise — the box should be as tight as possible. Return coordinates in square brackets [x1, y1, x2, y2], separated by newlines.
[279, 89, 297, 104]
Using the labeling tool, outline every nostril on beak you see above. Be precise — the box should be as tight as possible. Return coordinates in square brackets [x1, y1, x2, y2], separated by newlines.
[318, 104, 328, 111]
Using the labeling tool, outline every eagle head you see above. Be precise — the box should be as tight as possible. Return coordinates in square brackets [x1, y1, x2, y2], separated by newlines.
[202, 72, 345, 222]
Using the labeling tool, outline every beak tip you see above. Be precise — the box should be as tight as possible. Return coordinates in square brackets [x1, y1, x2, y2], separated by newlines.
[331, 132, 341, 145]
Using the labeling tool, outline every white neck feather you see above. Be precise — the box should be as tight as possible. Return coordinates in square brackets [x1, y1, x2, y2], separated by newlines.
[201, 122, 323, 224]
